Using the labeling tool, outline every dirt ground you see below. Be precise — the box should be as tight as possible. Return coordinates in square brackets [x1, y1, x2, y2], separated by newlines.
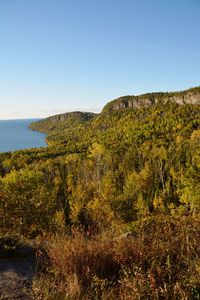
[0, 245, 36, 300]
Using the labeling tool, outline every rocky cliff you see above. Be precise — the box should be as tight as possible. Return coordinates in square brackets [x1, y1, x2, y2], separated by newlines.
[29, 111, 96, 133]
[102, 86, 200, 113]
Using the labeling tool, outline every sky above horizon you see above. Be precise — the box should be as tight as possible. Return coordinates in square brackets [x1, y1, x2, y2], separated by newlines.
[0, 0, 200, 119]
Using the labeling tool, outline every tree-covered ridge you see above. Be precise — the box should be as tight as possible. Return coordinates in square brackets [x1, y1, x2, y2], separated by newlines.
[30, 111, 96, 133]
[29, 86, 200, 142]
[29, 111, 96, 146]
[29, 86, 200, 121]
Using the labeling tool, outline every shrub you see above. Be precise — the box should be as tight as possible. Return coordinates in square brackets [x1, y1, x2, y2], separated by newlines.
[32, 216, 200, 299]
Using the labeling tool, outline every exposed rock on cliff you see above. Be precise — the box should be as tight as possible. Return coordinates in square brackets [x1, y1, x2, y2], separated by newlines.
[102, 86, 200, 113]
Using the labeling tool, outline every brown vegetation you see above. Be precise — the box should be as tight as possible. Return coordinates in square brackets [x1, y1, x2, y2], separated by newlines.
[32, 215, 200, 299]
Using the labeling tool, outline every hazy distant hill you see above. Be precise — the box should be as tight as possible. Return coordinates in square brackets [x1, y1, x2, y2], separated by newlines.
[29, 111, 96, 133]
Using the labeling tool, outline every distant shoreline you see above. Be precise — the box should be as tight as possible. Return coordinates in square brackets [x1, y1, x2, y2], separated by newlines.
[0, 119, 47, 153]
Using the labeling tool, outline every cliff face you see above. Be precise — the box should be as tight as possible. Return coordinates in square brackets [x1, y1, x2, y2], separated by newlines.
[38, 111, 95, 123]
[102, 87, 200, 113]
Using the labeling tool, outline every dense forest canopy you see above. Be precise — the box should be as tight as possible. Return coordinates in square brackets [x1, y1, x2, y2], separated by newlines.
[0, 86, 200, 237]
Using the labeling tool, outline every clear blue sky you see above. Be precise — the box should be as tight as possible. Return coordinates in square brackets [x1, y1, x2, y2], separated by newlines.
[0, 0, 200, 119]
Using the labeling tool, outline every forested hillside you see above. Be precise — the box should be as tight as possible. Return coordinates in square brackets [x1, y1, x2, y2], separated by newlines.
[1, 87, 200, 299]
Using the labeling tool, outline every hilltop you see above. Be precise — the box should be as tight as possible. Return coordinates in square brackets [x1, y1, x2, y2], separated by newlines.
[103, 86, 200, 112]
[29, 111, 96, 133]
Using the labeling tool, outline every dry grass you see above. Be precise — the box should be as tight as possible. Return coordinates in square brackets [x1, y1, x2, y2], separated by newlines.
[32, 215, 200, 299]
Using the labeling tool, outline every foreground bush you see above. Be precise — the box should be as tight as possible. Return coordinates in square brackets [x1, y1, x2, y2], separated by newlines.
[32, 215, 200, 299]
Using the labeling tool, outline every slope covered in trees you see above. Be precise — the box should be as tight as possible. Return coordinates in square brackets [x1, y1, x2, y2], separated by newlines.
[1, 86, 200, 233]
[1, 86, 200, 299]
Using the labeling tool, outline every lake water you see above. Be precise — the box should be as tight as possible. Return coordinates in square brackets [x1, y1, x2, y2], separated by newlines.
[0, 119, 47, 153]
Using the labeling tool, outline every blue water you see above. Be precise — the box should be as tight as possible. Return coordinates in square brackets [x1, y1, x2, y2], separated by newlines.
[0, 119, 47, 153]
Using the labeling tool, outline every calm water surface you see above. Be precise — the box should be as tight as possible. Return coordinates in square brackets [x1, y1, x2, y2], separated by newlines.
[0, 119, 47, 153]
